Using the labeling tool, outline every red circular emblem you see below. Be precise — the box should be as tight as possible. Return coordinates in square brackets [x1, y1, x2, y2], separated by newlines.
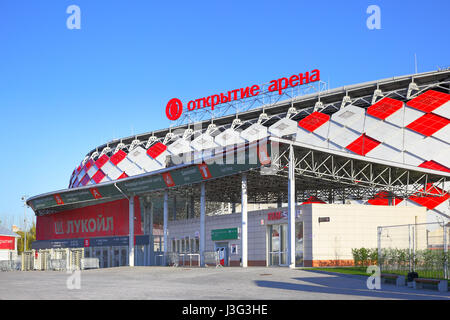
[166, 98, 183, 121]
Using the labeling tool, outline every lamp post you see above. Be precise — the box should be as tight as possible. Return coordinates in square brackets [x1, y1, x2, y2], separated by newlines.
[21, 195, 28, 251]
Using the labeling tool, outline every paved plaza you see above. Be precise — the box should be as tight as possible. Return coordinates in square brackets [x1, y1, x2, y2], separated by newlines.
[0, 267, 449, 300]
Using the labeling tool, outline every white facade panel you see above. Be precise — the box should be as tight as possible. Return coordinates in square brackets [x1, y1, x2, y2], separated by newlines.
[101, 161, 123, 180]
[191, 133, 218, 151]
[116, 157, 144, 176]
[432, 101, 450, 119]
[365, 143, 402, 162]
[268, 118, 298, 138]
[215, 128, 246, 147]
[240, 123, 269, 142]
[127, 146, 164, 173]
[432, 123, 450, 143]
[327, 122, 360, 148]
[365, 120, 401, 144]
[167, 138, 193, 155]
[330, 105, 365, 133]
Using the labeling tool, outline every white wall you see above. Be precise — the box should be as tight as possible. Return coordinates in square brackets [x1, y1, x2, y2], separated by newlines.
[302, 204, 427, 265]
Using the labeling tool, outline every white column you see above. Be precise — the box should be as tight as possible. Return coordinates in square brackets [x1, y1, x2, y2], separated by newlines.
[288, 144, 296, 269]
[163, 190, 169, 265]
[129, 195, 135, 267]
[241, 173, 248, 268]
[200, 182, 206, 267]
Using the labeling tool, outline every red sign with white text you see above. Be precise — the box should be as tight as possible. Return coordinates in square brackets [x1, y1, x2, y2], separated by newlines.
[36, 197, 142, 240]
[0, 236, 15, 250]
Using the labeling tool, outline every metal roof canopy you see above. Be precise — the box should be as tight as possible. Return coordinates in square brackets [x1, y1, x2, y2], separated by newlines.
[29, 138, 450, 216]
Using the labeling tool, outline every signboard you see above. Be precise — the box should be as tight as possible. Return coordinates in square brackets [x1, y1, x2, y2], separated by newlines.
[0, 236, 15, 250]
[36, 197, 142, 240]
[211, 228, 239, 241]
[318, 217, 330, 223]
[32, 235, 150, 249]
[267, 209, 302, 221]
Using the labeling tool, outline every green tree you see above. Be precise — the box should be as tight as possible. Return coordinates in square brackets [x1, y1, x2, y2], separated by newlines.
[17, 222, 36, 254]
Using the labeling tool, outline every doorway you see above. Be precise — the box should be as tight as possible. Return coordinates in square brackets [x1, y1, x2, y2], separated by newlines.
[268, 224, 288, 266]
[214, 242, 229, 266]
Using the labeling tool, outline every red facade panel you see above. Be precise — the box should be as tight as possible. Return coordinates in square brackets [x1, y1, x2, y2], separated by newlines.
[367, 97, 403, 120]
[36, 197, 142, 240]
[406, 113, 450, 137]
[147, 142, 167, 159]
[407, 90, 450, 113]
[346, 134, 381, 156]
[298, 112, 330, 132]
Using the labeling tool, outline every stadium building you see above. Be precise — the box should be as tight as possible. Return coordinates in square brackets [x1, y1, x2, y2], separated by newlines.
[27, 69, 450, 268]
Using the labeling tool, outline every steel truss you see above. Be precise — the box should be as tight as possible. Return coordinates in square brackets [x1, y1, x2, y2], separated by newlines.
[269, 141, 449, 200]
[174, 80, 328, 125]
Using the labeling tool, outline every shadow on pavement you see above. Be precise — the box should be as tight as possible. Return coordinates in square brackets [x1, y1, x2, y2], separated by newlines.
[254, 273, 450, 300]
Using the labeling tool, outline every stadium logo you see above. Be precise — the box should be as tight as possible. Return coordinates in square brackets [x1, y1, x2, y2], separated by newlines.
[165, 69, 320, 121]
[166, 98, 183, 121]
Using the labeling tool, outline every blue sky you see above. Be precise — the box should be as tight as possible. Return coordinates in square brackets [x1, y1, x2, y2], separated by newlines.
[0, 0, 448, 228]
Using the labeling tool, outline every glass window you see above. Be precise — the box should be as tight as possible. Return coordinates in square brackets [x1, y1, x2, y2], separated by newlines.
[295, 222, 304, 267]
[190, 238, 195, 253]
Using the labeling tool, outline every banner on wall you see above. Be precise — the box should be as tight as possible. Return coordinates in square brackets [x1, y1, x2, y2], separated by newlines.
[0, 236, 15, 250]
[36, 197, 142, 240]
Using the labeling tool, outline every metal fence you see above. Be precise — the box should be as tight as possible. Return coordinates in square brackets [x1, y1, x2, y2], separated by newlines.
[154, 252, 217, 267]
[204, 251, 221, 268]
[0, 260, 21, 271]
[378, 222, 450, 280]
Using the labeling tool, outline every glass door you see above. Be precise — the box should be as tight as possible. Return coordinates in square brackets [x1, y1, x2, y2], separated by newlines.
[269, 224, 288, 266]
